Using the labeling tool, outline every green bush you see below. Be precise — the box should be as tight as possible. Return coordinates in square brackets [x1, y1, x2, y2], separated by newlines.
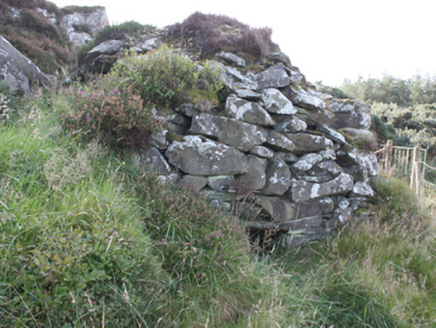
[110, 45, 222, 107]
[61, 76, 163, 150]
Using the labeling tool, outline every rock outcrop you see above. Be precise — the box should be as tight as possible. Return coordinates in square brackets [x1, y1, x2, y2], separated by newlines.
[59, 6, 109, 46]
[0, 35, 50, 95]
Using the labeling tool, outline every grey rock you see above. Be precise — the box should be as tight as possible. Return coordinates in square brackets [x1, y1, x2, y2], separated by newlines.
[282, 86, 325, 110]
[157, 173, 180, 185]
[217, 51, 246, 67]
[207, 175, 237, 192]
[0, 35, 50, 95]
[342, 165, 368, 182]
[292, 153, 323, 172]
[276, 152, 299, 164]
[178, 175, 208, 193]
[291, 173, 354, 203]
[135, 38, 159, 53]
[279, 230, 328, 248]
[190, 113, 268, 152]
[286, 133, 333, 154]
[305, 160, 344, 182]
[265, 130, 295, 152]
[135, 147, 171, 175]
[256, 64, 290, 89]
[257, 197, 296, 222]
[262, 88, 297, 115]
[225, 96, 275, 126]
[249, 146, 275, 158]
[202, 188, 245, 202]
[279, 215, 323, 231]
[350, 181, 375, 197]
[59, 7, 109, 46]
[166, 136, 248, 176]
[260, 157, 292, 196]
[234, 89, 262, 100]
[317, 124, 347, 145]
[175, 103, 198, 117]
[294, 197, 335, 218]
[237, 155, 267, 191]
[274, 116, 307, 133]
[148, 130, 169, 149]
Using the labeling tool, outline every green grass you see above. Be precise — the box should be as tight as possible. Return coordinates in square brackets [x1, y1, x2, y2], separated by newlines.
[2, 86, 436, 326]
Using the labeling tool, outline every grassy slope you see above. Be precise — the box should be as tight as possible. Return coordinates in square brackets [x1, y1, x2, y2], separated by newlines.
[1, 88, 436, 327]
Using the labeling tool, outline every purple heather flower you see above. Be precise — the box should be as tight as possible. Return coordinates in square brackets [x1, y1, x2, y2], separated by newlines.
[86, 113, 92, 122]
[113, 87, 120, 94]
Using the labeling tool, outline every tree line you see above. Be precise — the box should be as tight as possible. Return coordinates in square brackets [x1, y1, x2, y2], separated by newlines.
[340, 74, 436, 107]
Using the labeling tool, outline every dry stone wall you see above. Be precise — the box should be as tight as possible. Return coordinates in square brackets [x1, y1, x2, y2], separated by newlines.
[137, 51, 379, 248]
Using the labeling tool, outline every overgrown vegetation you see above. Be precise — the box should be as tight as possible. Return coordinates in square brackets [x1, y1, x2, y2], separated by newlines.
[0, 0, 71, 74]
[2, 88, 436, 325]
[166, 12, 278, 62]
[109, 45, 223, 107]
[77, 20, 156, 65]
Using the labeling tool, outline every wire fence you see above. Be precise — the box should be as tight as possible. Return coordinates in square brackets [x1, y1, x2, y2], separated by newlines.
[376, 140, 435, 195]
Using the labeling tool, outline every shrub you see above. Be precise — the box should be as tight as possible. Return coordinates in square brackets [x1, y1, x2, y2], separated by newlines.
[110, 45, 222, 107]
[61, 76, 163, 150]
[166, 12, 278, 61]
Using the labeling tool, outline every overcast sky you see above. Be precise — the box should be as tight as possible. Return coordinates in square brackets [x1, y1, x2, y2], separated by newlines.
[51, 0, 436, 87]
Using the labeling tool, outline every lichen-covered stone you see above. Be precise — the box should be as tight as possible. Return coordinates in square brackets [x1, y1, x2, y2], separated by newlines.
[237, 155, 267, 191]
[317, 124, 347, 145]
[291, 173, 354, 203]
[257, 197, 296, 222]
[265, 130, 295, 152]
[0, 35, 50, 95]
[225, 96, 275, 126]
[249, 146, 275, 158]
[274, 116, 307, 133]
[134, 147, 171, 174]
[286, 133, 333, 154]
[260, 157, 292, 196]
[207, 175, 237, 192]
[292, 153, 323, 172]
[261, 88, 297, 115]
[282, 86, 325, 110]
[304, 160, 344, 182]
[217, 51, 246, 67]
[256, 64, 290, 89]
[350, 181, 375, 197]
[166, 136, 248, 176]
[190, 113, 268, 152]
[294, 197, 335, 218]
[178, 175, 208, 193]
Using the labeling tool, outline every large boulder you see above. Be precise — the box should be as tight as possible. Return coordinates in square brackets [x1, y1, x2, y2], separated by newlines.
[190, 113, 268, 152]
[0, 36, 50, 95]
[225, 96, 275, 126]
[286, 133, 333, 154]
[165, 136, 248, 176]
[256, 64, 290, 89]
[291, 173, 354, 203]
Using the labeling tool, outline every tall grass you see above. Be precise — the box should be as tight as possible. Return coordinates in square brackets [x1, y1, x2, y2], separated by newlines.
[2, 86, 436, 326]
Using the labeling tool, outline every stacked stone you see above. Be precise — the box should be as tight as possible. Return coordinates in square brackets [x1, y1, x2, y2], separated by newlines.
[135, 52, 378, 248]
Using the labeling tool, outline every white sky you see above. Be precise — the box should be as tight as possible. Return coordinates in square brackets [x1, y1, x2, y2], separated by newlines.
[51, 0, 436, 87]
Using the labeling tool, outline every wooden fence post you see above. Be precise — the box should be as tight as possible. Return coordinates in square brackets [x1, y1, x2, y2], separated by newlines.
[385, 140, 393, 170]
[410, 146, 420, 194]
